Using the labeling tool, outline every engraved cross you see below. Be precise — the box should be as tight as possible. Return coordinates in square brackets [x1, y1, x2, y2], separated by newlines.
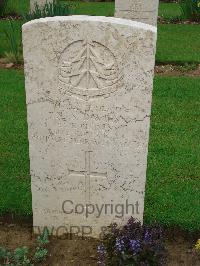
[68, 151, 107, 202]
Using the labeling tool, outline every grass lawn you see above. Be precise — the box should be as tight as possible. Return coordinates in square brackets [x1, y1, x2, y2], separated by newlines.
[0, 69, 200, 231]
[156, 24, 200, 63]
[146, 76, 200, 231]
[0, 69, 31, 215]
[158, 3, 182, 20]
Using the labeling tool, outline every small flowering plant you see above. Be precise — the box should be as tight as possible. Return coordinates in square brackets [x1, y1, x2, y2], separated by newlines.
[195, 239, 200, 251]
[97, 217, 166, 266]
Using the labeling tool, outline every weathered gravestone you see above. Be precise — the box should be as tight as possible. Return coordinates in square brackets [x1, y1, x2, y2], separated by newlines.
[115, 0, 159, 26]
[30, 0, 54, 11]
[22, 16, 157, 238]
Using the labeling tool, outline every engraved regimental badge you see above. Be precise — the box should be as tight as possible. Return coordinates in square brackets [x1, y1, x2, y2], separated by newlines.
[58, 39, 121, 100]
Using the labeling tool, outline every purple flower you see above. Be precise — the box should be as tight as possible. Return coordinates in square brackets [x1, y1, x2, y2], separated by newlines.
[97, 244, 106, 265]
[129, 239, 140, 255]
[97, 243, 106, 256]
[115, 238, 125, 252]
[144, 230, 152, 243]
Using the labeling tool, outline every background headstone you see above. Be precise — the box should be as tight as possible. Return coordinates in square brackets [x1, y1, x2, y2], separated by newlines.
[30, 0, 54, 11]
[23, 16, 157, 237]
[115, 0, 159, 26]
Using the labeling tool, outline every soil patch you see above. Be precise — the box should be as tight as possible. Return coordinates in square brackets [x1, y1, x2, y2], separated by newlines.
[0, 218, 200, 265]
[155, 64, 200, 77]
[158, 17, 200, 25]
[0, 15, 22, 20]
[0, 222, 99, 266]
[0, 58, 23, 70]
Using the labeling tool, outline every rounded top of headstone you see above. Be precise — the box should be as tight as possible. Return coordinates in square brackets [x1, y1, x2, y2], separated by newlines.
[22, 15, 157, 33]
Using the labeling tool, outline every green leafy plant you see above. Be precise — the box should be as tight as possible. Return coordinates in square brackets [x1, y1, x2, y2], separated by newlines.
[0, 247, 8, 262]
[4, 19, 23, 64]
[13, 247, 31, 265]
[179, 0, 200, 21]
[34, 247, 48, 263]
[0, 0, 8, 16]
[34, 228, 49, 263]
[24, 0, 75, 21]
[0, 246, 31, 265]
[37, 227, 50, 245]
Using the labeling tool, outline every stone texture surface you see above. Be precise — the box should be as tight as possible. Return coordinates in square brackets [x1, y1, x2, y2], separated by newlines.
[30, 0, 54, 11]
[115, 0, 159, 26]
[23, 16, 157, 238]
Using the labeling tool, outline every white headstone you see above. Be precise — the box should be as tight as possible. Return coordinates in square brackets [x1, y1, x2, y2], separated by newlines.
[30, 0, 54, 11]
[23, 16, 156, 238]
[115, 0, 159, 26]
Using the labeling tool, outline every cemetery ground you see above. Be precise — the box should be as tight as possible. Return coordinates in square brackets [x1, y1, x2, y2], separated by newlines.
[0, 1, 200, 265]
